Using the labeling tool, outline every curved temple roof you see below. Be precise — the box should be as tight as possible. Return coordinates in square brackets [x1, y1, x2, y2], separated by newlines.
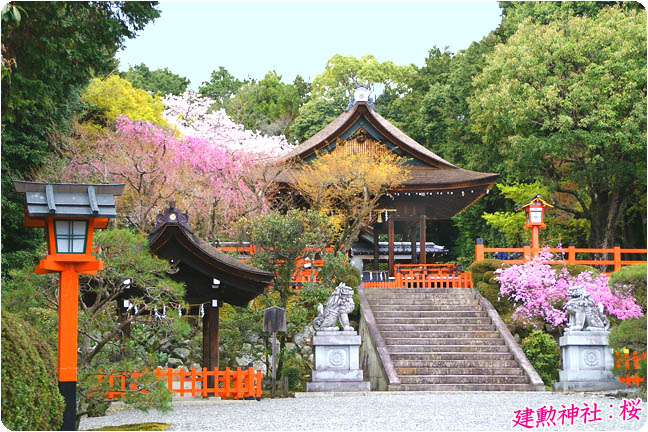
[276, 101, 499, 219]
[148, 206, 274, 307]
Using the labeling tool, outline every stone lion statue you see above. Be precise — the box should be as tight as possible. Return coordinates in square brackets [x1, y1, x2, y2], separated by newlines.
[564, 285, 609, 332]
[312, 282, 355, 331]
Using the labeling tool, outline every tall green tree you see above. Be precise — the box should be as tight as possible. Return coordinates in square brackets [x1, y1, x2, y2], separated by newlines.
[470, 6, 646, 248]
[198, 66, 244, 110]
[1, 1, 160, 277]
[121, 63, 190, 96]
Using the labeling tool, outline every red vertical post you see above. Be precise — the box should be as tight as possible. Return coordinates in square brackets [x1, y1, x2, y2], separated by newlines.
[475, 238, 485, 261]
[58, 267, 79, 430]
[568, 243, 576, 265]
[613, 244, 622, 272]
[531, 226, 540, 258]
[523, 244, 531, 262]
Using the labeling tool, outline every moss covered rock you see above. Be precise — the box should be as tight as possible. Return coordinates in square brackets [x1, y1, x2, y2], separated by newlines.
[1, 311, 64, 430]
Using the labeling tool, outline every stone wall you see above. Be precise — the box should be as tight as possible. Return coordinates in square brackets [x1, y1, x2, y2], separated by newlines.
[359, 312, 388, 391]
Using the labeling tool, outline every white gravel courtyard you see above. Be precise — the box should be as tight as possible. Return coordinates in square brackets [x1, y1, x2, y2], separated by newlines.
[79, 391, 646, 431]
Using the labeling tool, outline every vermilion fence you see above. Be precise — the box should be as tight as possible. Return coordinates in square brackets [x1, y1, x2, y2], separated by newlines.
[363, 264, 473, 289]
[97, 366, 262, 400]
[474, 242, 647, 271]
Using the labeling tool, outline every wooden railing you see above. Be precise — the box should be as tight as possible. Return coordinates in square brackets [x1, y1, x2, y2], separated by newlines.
[474, 240, 647, 271]
[97, 366, 262, 400]
[363, 265, 473, 289]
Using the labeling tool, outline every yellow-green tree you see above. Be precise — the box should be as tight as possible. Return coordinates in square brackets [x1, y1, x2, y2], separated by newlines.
[81, 75, 167, 127]
[293, 140, 410, 252]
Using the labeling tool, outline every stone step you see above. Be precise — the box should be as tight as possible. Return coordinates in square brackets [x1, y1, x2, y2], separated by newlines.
[376, 317, 492, 325]
[392, 359, 520, 368]
[388, 344, 511, 353]
[396, 367, 524, 376]
[394, 383, 541, 391]
[364, 292, 476, 300]
[399, 375, 529, 385]
[381, 330, 501, 339]
[368, 297, 478, 304]
[389, 352, 514, 361]
[370, 305, 483, 312]
[384, 337, 506, 346]
[363, 288, 473, 294]
[375, 311, 487, 318]
[377, 323, 495, 332]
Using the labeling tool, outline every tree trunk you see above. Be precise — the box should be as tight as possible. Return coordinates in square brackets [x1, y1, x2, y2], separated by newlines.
[587, 184, 629, 249]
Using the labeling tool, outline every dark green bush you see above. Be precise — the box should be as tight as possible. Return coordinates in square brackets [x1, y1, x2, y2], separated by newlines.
[521, 330, 561, 386]
[609, 316, 647, 390]
[280, 352, 308, 391]
[318, 252, 361, 289]
[1, 311, 64, 430]
[469, 259, 513, 315]
[550, 264, 599, 277]
[609, 264, 647, 313]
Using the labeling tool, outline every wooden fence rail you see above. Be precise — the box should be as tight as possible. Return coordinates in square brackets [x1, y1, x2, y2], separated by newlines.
[363, 266, 473, 289]
[97, 366, 262, 400]
[474, 241, 647, 271]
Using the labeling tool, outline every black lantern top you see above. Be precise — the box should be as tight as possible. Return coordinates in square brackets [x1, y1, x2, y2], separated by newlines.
[13, 181, 124, 218]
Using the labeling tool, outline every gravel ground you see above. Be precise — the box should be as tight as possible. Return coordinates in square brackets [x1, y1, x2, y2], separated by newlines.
[79, 391, 646, 431]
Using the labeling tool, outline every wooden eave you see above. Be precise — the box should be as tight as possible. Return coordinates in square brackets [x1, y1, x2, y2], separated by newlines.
[148, 223, 274, 306]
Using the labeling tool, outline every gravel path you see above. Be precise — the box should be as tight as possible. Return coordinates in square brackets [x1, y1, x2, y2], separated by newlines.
[79, 391, 646, 431]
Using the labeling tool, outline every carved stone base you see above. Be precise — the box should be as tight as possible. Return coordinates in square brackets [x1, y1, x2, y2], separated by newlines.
[552, 330, 624, 392]
[306, 330, 370, 392]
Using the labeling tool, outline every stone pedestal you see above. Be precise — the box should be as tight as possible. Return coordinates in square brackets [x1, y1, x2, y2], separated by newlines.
[306, 330, 370, 392]
[552, 330, 624, 392]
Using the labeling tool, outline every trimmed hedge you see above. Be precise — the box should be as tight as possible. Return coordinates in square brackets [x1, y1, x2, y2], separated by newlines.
[609, 264, 647, 314]
[469, 259, 512, 314]
[1, 311, 64, 430]
[521, 330, 561, 386]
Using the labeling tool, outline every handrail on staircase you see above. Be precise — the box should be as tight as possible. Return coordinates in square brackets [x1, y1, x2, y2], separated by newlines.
[357, 285, 400, 388]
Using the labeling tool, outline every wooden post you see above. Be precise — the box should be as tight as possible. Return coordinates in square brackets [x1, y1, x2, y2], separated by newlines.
[567, 243, 576, 265]
[531, 226, 540, 258]
[271, 331, 277, 398]
[388, 216, 395, 277]
[419, 215, 427, 265]
[613, 244, 622, 272]
[373, 228, 379, 271]
[202, 304, 220, 394]
[58, 268, 79, 431]
[410, 225, 417, 264]
[475, 238, 485, 262]
[523, 243, 531, 262]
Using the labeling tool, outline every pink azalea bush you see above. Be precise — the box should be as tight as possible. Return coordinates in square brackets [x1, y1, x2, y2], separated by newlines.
[495, 250, 643, 328]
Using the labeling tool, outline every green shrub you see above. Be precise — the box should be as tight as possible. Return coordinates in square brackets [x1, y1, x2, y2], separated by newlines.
[521, 330, 561, 386]
[609, 316, 647, 390]
[550, 264, 599, 277]
[318, 251, 361, 290]
[280, 351, 308, 391]
[609, 264, 647, 313]
[469, 259, 513, 315]
[1, 311, 65, 430]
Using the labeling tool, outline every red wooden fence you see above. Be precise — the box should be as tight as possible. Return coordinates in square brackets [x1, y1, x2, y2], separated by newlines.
[363, 265, 473, 289]
[474, 243, 647, 271]
[97, 366, 262, 400]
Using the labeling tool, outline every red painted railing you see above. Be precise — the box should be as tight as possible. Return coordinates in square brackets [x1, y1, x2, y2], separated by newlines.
[363, 265, 473, 289]
[474, 243, 647, 271]
[97, 366, 262, 400]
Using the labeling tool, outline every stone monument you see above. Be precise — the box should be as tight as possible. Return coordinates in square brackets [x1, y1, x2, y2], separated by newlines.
[306, 283, 370, 392]
[553, 285, 624, 392]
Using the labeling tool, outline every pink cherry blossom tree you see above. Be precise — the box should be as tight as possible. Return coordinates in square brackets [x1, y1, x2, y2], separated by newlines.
[61, 116, 282, 239]
[495, 249, 643, 329]
[162, 91, 295, 160]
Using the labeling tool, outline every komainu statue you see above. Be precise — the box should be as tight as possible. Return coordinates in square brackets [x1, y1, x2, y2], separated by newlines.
[312, 282, 355, 331]
[565, 285, 610, 333]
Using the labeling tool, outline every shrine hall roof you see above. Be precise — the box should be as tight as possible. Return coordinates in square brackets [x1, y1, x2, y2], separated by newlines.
[278, 101, 498, 190]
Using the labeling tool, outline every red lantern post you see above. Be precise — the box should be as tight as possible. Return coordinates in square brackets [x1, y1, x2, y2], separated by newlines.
[515, 194, 554, 258]
[13, 181, 124, 431]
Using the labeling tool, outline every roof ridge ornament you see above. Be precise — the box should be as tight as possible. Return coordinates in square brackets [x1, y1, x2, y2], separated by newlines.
[345, 84, 375, 111]
[155, 201, 192, 232]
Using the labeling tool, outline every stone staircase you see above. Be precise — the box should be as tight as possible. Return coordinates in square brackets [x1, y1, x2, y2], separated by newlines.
[363, 288, 544, 391]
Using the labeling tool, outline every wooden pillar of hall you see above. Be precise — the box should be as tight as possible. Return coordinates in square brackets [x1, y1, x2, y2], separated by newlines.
[202, 303, 220, 393]
[373, 227, 380, 271]
[419, 215, 427, 265]
[410, 224, 417, 264]
[388, 215, 395, 277]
